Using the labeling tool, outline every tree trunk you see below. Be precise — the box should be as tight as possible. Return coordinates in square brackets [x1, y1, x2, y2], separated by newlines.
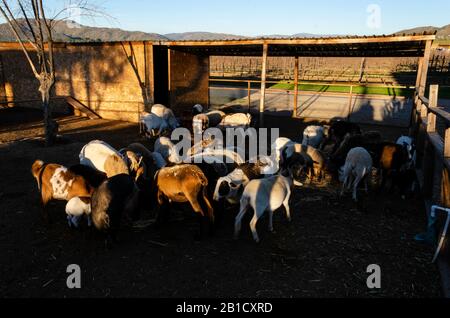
[40, 77, 58, 146]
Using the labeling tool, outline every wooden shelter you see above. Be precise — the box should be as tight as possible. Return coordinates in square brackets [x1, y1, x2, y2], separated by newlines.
[162, 33, 436, 125]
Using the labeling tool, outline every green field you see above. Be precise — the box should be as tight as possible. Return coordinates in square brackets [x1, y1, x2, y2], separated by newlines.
[269, 82, 414, 97]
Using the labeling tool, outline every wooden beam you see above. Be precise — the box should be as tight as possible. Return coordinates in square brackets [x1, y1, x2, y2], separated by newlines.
[163, 34, 436, 47]
[293, 56, 299, 118]
[418, 40, 433, 96]
[259, 43, 268, 126]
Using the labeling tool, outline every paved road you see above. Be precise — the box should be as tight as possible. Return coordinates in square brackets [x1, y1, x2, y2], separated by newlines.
[210, 87, 414, 127]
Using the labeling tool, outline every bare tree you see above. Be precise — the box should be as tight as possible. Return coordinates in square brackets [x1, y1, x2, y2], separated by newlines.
[0, 0, 108, 146]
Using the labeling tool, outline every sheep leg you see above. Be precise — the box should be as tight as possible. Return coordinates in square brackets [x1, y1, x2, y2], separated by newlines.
[41, 187, 52, 223]
[283, 189, 292, 222]
[268, 210, 274, 232]
[234, 205, 248, 240]
[249, 212, 261, 243]
[352, 173, 363, 202]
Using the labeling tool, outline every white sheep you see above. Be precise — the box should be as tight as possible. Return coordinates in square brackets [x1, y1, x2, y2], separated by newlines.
[217, 113, 252, 130]
[154, 137, 182, 164]
[234, 172, 293, 243]
[140, 112, 169, 137]
[79, 140, 122, 173]
[302, 125, 325, 148]
[151, 104, 179, 130]
[65, 196, 92, 228]
[340, 147, 373, 202]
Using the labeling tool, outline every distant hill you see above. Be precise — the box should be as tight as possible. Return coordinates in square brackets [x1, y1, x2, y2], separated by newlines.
[397, 24, 450, 39]
[0, 20, 449, 42]
[164, 32, 247, 40]
[0, 20, 168, 42]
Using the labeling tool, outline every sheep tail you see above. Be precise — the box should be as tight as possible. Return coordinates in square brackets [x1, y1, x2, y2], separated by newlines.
[201, 185, 214, 224]
[92, 212, 110, 231]
[31, 160, 46, 190]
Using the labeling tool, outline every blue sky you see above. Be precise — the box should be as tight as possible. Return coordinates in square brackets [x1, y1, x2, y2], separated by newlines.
[4, 0, 450, 36]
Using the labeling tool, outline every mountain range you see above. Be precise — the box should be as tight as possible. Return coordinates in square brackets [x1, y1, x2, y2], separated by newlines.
[0, 20, 449, 42]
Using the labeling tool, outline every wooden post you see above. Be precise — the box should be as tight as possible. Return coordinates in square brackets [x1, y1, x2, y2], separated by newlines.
[427, 113, 437, 133]
[247, 80, 251, 112]
[347, 85, 354, 121]
[445, 128, 450, 159]
[429, 84, 439, 108]
[418, 40, 433, 97]
[293, 56, 299, 118]
[259, 43, 268, 126]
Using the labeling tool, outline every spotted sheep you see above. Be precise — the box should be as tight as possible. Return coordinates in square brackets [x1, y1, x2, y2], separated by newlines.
[213, 160, 269, 204]
[31, 160, 93, 225]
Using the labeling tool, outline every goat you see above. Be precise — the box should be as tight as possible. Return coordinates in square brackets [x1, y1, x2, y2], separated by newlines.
[340, 147, 373, 202]
[302, 125, 325, 148]
[31, 160, 93, 222]
[140, 112, 170, 137]
[154, 136, 182, 164]
[192, 110, 226, 135]
[217, 113, 252, 130]
[91, 174, 140, 245]
[151, 104, 179, 130]
[234, 170, 294, 243]
[154, 164, 214, 236]
[213, 161, 268, 204]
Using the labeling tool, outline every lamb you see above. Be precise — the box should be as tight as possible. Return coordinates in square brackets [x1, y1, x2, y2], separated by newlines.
[302, 125, 325, 148]
[140, 112, 170, 137]
[217, 113, 252, 130]
[31, 160, 93, 222]
[65, 196, 92, 228]
[151, 104, 179, 130]
[340, 147, 373, 202]
[91, 174, 140, 245]
[154, 137, 182, 164]
[234, 170, 293, 243]
[321, 120, 361, 154]
[192, 110, 226, 135]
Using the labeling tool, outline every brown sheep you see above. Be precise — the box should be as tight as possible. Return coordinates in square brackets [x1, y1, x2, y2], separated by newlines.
[155, 164, 214, 235]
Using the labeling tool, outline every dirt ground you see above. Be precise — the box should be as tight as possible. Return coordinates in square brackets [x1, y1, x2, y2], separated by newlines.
[0, 107, 442, 298]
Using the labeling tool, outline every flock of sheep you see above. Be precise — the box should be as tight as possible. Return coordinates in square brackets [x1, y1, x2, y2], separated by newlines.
[30, 103, 417, 245]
